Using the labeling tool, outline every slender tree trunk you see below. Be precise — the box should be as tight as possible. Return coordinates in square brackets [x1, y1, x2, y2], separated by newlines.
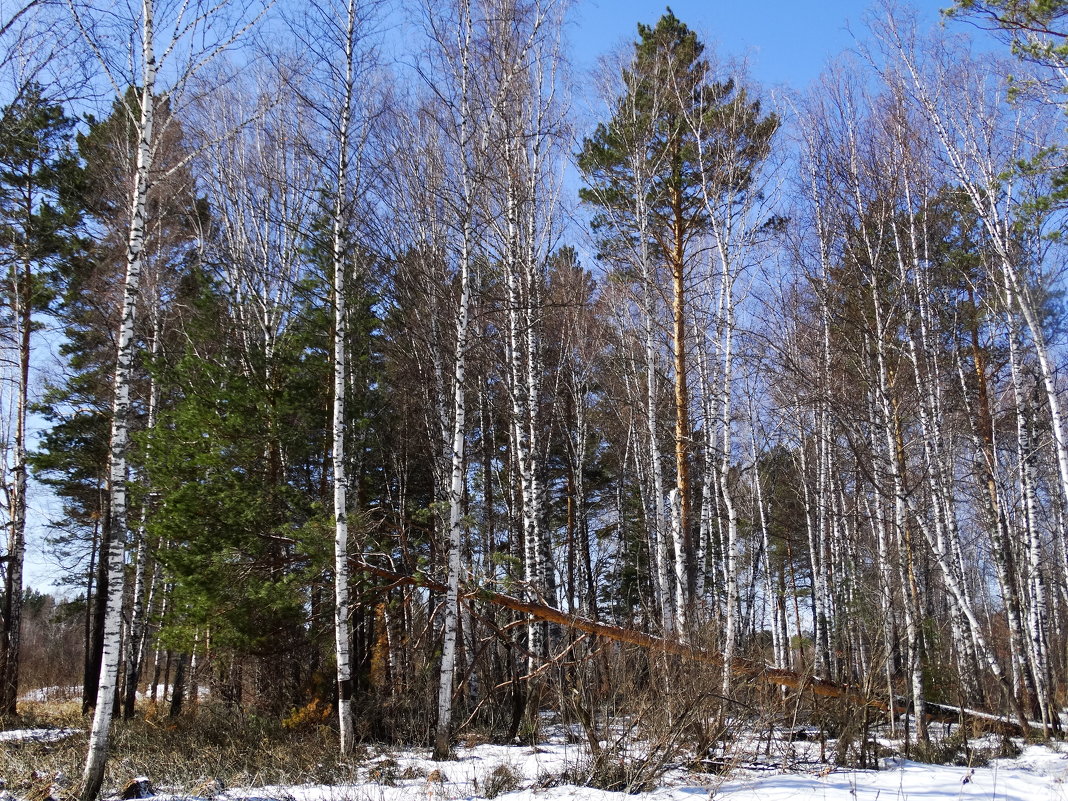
[643, 287, 673, 634]
[82, 525, 98, 711]
[122, 321, 161, 720]
[670, 182, 692, 622]
[81, 2, 155, 796]
[1008, 325, 1055, 733]
[434, 232, 471, 760]
[0, 250, 31, 716]
[717, 261, 739, 695]
[433, 0, 474, 759]
[331, 0, 358, 757]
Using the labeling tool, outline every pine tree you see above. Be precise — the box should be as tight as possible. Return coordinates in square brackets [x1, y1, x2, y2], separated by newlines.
[0, 84, 80, 716]
[32, 87, 202, 717]
[577, 10, 777, 631]
[140, 265, 366, 714]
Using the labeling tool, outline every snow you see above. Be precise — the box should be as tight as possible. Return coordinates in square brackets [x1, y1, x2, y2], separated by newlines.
[147, 737, 1068, 801]
[712, 754, 1068, 801]
[18, 682, 216, 703]
[0, 728, 79, 743]
[139, 684, 212, 700]
[6, 721, 1068, 801]
[18, 686, 80, 703]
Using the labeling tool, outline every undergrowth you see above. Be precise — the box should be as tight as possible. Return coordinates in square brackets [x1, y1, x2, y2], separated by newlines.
[909, 727, 1023, 768]
[1, 701, 366, 798]
[0, 696, 1040, 801]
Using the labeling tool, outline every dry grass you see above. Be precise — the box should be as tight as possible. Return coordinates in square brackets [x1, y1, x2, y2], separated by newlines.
[1, 701, 368, 798]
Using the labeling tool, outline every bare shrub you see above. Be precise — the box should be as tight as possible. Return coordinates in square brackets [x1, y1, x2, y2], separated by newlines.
[477, 763, 522, 798]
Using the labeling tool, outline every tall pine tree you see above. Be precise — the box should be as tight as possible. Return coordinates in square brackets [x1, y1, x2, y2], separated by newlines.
[0, 84, 80, 715]
[577, 10, 776, 630]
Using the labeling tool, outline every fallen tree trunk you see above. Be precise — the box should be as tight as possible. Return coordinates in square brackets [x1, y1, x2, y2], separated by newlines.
[352, 558, 1023, 735]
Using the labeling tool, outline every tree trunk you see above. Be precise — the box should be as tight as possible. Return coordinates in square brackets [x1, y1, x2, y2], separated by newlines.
[122, 322, 160, 720]
[81, 3, 155, 796]
[432, 0, 474, 760]
[331, 0, 358, 758]
[0, 249, 31, 716]
[670, 180, 692, 622]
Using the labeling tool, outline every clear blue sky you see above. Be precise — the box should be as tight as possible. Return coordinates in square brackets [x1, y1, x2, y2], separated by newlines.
[569, 0, 964, 90]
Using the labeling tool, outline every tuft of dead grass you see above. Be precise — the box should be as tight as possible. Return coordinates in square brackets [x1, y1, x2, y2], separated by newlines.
[1, 701, 366, 799]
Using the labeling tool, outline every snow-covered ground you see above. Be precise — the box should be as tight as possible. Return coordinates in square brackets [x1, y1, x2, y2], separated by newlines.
[5, 714, 1068, 800]
[17, 683, 210, 707]
[152, 736, 1068, 801]
[712, 748, 1068, 801]
[18, 685, 80, 703]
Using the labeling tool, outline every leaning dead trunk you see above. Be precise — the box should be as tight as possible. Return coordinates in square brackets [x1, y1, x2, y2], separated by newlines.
[351, 556, 1027, 735]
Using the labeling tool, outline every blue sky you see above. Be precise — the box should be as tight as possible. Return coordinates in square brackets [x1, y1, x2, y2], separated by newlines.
[568, 0, 963, 89]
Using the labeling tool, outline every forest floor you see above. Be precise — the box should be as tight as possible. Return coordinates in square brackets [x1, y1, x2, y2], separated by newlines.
[180, 733, 1068, 801]
[2, 698, 1068, 801]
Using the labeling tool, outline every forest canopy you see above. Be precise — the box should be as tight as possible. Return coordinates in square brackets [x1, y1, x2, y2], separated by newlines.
[2, 0, 1068, 797]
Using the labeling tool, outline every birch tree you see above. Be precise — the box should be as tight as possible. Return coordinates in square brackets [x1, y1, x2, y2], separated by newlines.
[66, 0, 268, 795]
[480, 0, 569, 684]
[413, 0, 484, 759]
[285, 0, 383, 758]
[682, 58, 777, 686]
[876, 10, 1065, 727]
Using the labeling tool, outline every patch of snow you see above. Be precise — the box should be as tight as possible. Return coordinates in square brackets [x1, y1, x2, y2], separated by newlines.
[712, 755, 1068, 801]
[18, 686, 80, 703]
[0, 728, 79, 743]
[88, 724, 1068, 801]
[138, 684, 211, 701]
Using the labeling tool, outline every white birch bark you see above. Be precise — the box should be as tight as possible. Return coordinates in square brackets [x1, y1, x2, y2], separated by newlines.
[121, 318, 160, 719]
[794, 110, 838, 681]
[434, 188, 471, 759]
[1008, 323, 1054, 732]
[331, 38, 355, 752]
[718, 289, 739, 694]
[882, 14, 1068, 583]
[430, 0, 475, 759]
[81, 3, 154, 795]
[68, 0, 266, 791]
[643, 287, 673, 633]
[330, 256, 355, 744]
[693, 326, 716, 603]
[794, 407, 824, 677]
[869, 262, 927, 741]
[501, 136, 547, 666]
[312, 0, 362, 758]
